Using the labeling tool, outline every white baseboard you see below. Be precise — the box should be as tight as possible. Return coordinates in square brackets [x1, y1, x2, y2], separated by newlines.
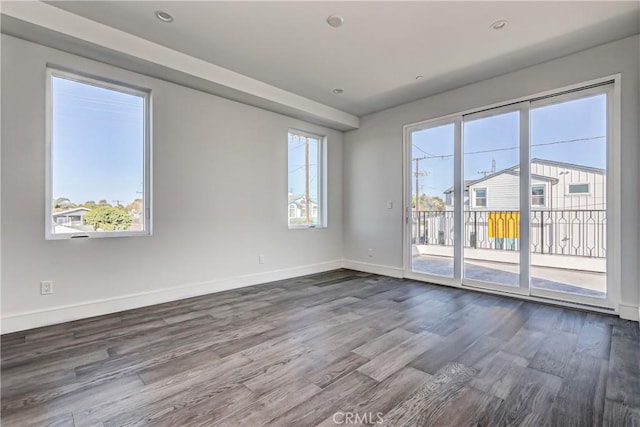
[1, 260, 343, 334]
[618, 303, 640, 322]
[342, 259, 404, 278]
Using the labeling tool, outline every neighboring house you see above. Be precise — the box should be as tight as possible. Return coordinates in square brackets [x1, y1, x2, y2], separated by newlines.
[444, 158, 606, 211]
[288, 194, 318, 220]
[427, 159, 606, 257]
[52, 207, 90, 226]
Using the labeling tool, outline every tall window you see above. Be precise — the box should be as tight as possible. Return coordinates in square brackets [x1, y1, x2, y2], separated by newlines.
[288, 130, 324, 228]
[46, 69, 151, 238]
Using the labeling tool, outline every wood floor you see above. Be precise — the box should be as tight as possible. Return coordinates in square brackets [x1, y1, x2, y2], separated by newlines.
[2, 269, 639, 426]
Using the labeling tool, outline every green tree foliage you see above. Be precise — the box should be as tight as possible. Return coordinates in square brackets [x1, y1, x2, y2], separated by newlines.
[54, 197, 76, 209]
[84, 206, 133, 231]
[83, 200, 97, 209]
[413, 195, 446, 211]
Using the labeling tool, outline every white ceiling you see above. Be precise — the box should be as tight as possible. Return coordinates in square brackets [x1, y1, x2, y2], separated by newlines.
[44, 1, 640, 117]
[1, 1, 637, 130]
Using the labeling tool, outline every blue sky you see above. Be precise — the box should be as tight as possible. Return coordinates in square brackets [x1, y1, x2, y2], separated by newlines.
[412, 94, 607, 199]
[288, 134, 319, 199]
[53, 76, 604, 207]
[52, 76, 145, 205]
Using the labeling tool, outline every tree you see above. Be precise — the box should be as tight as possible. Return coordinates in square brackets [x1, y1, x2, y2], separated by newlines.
[414, 195, 446, 212]
[54, 197, 76, 209]
[98, 199, 111, 207]
[84, 206, 133, 231]
[83, 200, 97, 209]
[126, 198, 143, 212]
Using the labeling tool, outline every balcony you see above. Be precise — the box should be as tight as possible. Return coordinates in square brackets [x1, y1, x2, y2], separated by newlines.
[411, 209, 606, 297]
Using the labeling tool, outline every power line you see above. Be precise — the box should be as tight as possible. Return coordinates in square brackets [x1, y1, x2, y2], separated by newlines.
[413, 135, 605, 160]
[412, 144, 437, 158]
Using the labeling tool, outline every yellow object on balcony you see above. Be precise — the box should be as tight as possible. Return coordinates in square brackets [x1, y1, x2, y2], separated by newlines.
[488, 211, 520, 239]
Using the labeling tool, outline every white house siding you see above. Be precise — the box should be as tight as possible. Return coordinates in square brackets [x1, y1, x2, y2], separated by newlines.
[468, 173, 549, 211]
[529, 162, 606, 211]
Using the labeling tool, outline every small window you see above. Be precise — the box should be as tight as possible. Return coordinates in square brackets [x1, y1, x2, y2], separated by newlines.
[47, 69, 151, 239]
[288, 204, 296, 218]
[288, 130, 325, 228]
[474, 188, 487, 208]
[531, 185, 545, 206]
[568, 183, 590, 194]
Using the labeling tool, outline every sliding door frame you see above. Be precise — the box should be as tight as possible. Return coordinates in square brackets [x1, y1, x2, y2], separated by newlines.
[403, 74, 621, 314]
[460, 102, 531, 296]
[403, 115, 462, 288]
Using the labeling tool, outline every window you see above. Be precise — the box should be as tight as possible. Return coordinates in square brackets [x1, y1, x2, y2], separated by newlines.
[46, 69, 151, 239]
[531, 185, 545, 206]
[474, 188, 487, 208]
[568, 183, 590, 194]
[288, 130, 325, 227]
[288, 204, 296, 218]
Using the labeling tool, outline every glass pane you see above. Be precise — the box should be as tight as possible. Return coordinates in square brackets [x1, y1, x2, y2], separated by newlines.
[530, 94, 607, 298]
[51, 75, 146, 235]
[463, 111, 520, 287]
[288, 132, 321, 227]
[410, 123, 455, 277]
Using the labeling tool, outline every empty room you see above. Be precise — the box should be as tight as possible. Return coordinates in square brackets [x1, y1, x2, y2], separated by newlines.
[1, 1, 639, 426]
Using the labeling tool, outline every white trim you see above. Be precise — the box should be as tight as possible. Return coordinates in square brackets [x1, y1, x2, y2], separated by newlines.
[531, 184, 546, 207]
[618, 303, 640, 322]
[518, 103, 531, 291]
[342, 260, 404, 279]
[567, 183, 591, 195]
[0, 1, 358, 131]
[472, 187, 487, 208]
[1, 260, 343, 334]
[403, 74, 618, 131]
[389, 267, 619, 317]
[401, 76, 621, 312]
[45, 67, 152, 240]
[287, 129, 326, 229]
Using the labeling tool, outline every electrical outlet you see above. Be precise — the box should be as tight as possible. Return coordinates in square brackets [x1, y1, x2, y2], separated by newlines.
[387, 201, 393, 209]
[40, 280, 53, 295]
[368, 248, 373, 258]
[258, 254, 265, 264]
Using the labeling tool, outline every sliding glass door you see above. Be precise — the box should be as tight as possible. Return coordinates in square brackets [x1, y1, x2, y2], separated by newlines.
[405, 81, 615, 309]
[462, 106, 527, 293]
[408, 119, 458, 280]
[528, 88, 610, 303]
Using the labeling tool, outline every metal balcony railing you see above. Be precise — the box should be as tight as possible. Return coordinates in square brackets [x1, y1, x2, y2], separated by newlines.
[412, 209, 606, 258]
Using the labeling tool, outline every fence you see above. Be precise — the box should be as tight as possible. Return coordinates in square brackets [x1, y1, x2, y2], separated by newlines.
[412, 209, 606, 258]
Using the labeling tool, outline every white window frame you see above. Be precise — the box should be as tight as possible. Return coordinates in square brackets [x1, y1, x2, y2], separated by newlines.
[531, 184, 546, 206]
[287, 129, 327, 229]
[568, 183, 590, 195]
[473, 187, 487, 208]
[45, 68, 152, 240]
[403, 74, 621, 315]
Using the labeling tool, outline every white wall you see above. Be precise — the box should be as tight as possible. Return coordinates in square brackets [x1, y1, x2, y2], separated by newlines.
[344, 35, 640, 317]
[1, 35, 344, 332]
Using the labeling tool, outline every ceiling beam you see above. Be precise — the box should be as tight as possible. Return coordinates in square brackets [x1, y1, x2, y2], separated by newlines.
[0, 1, 359, 131]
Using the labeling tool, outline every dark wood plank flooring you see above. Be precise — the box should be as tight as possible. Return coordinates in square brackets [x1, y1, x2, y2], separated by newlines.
[2, 269, 639, 426]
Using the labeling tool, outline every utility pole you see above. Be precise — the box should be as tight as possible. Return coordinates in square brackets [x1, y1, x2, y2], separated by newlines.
[112, 200, 124, 207]
[412, 156, 428, 212]
[305, 137, 310, 224]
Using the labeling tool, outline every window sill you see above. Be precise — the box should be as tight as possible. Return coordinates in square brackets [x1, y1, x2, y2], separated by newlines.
[45, 230, 152, 240]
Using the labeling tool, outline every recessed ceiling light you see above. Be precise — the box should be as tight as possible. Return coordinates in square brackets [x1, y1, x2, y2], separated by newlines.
[155, 10, 174, 23]
[327, 15, 344, 28]
[490, 20, 508, 30]
[333, 88, 344, 94]
[415, 75, 424, 80]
